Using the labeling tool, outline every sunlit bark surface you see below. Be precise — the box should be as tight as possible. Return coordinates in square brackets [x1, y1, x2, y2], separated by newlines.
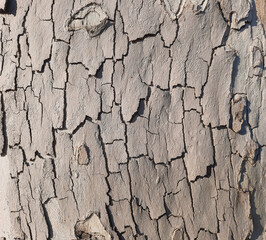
[0, 0, 265, 239]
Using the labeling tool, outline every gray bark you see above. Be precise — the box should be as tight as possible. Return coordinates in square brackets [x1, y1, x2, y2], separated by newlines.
[0, 0, 265, 239]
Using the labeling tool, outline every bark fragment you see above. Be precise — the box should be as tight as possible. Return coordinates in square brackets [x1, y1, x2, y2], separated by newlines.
[75, 214, 111, 240]
[231, 94, 246, 133]
[184, 111, 214, 181]
[67, 3, 109, 38]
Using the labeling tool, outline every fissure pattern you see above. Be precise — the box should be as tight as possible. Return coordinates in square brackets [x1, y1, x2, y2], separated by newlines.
[0, 0, 265, 239]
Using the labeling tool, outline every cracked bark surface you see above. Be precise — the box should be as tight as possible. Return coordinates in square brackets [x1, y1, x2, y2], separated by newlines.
[0, 0, 265, 239]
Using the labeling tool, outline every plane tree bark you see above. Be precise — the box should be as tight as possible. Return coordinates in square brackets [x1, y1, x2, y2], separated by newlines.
[0, 0, 265, 239]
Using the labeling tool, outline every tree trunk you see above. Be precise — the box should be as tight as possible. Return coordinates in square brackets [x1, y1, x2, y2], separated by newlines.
[0, 0, 265, 239]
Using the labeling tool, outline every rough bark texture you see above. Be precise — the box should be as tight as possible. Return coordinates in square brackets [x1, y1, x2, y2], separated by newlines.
[0, 0, 265, 239]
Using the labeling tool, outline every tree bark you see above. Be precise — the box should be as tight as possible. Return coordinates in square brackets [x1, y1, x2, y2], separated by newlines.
[0, 0, 265, 239]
